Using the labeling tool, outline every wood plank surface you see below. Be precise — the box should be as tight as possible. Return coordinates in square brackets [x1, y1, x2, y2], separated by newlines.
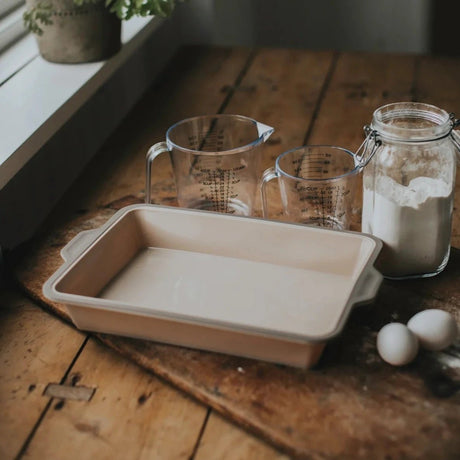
[195, 412, 289, 460]
[307, 53, 416, 231]
[21, 339, 208, 460]
[0, 290, 85, 459]
[12, 46, 460, 459]
[307, 53, 460, 239]
[223, 48, 334, 166]
[223, 48, 334, 216]
[308, 52, 417, 147]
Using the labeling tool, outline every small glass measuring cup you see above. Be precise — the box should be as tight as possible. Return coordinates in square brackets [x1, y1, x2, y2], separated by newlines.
[260, 145, 361, 230]
[146, 114, 274, 216]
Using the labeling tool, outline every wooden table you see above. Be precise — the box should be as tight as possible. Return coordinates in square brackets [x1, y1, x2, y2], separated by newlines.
[2, 46, 460, 460]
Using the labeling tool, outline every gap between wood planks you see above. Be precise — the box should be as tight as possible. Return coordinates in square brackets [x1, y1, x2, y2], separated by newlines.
[301, 53, 423, 147]
[12, 48, 342, 459]
[14, 336, 90, 460]
[216, 48, 258, 114]
[303, 51, 340, 145]
[11, 47, 259, 460]
[189, 408, 212, 460]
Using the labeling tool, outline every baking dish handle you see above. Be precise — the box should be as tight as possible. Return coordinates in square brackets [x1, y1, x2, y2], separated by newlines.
[60, 229, 101, 262]
[351, 266, 383, 306]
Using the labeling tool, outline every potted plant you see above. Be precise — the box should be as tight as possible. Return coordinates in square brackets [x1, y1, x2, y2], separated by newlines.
[23, 0, 178, 63]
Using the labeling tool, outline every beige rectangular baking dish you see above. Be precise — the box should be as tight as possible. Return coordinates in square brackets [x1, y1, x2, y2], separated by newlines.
[43, 204, 382, 368]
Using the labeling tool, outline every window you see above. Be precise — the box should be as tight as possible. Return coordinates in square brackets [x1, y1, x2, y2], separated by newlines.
[0, 11, 180, 249]
[0, 0, 27, 54]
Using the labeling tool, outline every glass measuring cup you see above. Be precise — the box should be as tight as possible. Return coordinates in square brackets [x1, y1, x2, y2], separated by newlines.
[146, 114, 274, 216]
[261, 145, 361, 230]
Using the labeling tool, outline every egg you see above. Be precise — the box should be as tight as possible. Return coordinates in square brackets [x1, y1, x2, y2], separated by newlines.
[376, 323, 419, 366]
[407, 309, 458, 351]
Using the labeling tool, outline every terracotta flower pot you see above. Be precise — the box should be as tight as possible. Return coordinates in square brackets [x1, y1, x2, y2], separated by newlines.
[26, 0, 121, 63]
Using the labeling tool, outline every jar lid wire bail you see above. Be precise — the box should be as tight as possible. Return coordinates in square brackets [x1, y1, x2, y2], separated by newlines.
[449, 113, 460, 158]
[358, 112, 460, 167]
[355, 126, 382, 168]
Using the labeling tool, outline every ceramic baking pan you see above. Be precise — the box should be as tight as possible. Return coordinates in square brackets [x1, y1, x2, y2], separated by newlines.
[43, 204, 382, 368]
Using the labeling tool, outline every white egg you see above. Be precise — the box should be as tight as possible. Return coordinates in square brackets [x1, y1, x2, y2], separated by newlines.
[407, 309, 458, 351]
[376, 323, 419, 366]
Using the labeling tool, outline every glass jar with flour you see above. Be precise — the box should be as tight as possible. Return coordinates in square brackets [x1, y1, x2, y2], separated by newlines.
[358, 102, 459, 279]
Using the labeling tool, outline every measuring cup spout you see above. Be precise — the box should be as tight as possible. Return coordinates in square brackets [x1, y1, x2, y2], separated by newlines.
[256, 122, 275, 142]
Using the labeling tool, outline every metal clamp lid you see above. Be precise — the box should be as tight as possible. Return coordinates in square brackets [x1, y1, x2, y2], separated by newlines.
[449, 113, 460, 154]
[357, 113, 460, 167]
[355, 126, 382, 168]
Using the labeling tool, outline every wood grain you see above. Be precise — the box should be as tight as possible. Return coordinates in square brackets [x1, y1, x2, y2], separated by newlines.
[195, 412, 288, 460]
[22, 339, 208, 460]
[223, 48, 334, 217]
[12, 47, 460, 459]
[306, 52, 416, 231]
[0, 290, 85, 460]
[308, 52, 417, 148]
[13, 154, 460, 460]
[224, 48, 334, 166]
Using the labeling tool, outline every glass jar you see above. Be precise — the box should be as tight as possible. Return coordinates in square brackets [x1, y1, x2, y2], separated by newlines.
[359, 102, 459, 279]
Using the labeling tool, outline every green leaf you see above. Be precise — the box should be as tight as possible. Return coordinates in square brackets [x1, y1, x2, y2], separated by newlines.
[23, 2, 53, 35]
[24, 0, 181, 28]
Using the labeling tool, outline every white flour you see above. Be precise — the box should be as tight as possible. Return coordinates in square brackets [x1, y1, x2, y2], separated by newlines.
[362, 176, 452, 277]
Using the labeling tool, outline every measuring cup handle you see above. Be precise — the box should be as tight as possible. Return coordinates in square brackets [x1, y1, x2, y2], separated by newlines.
[260, 167, 279, 219]
[146, 142, 168, 204]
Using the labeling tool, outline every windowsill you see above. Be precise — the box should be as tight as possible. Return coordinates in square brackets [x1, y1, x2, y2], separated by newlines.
[0, 16, 164, 190]
[0, 12, 182, 249]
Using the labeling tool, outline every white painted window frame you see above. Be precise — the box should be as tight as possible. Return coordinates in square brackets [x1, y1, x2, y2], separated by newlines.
[0, 15, 165, 190]
[0, 1, 26, 54]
